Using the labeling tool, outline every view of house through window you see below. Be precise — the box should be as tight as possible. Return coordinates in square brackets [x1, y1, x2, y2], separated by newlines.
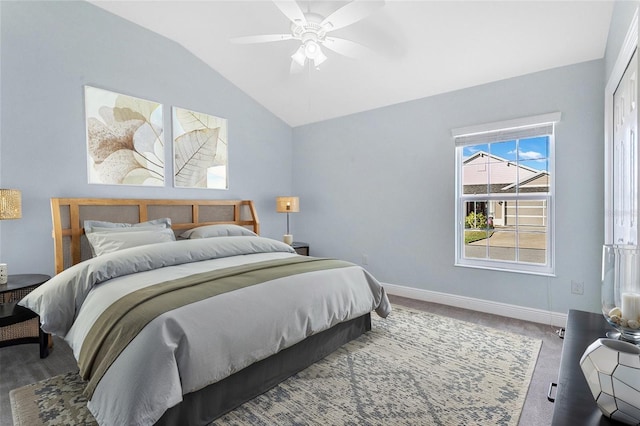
[454, 114, 557, 275]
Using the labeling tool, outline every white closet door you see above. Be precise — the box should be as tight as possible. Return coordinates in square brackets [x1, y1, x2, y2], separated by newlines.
[614, 49, 638, 244]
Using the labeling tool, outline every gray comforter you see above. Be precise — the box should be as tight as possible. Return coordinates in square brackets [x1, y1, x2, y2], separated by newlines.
[21, 236, 391, 426]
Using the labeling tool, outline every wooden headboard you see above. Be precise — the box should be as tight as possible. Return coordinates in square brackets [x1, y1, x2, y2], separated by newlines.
[50, 198, 259, 274]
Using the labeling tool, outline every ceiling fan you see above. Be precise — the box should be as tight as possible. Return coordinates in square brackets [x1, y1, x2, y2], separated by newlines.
[231, 0, 384, 72]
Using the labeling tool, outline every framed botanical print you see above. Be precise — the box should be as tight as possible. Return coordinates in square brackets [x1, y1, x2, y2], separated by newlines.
[173, 107, 228, 189]
[85, 86, 164, 186]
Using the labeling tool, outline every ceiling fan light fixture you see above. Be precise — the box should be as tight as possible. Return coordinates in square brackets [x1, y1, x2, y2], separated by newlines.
[313, 48, 327, 67]
[304, 40, 319, 58]
[291, 45, 307, 67]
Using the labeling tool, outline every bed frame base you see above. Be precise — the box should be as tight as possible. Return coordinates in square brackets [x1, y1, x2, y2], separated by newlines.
[156, 313, 372, 425]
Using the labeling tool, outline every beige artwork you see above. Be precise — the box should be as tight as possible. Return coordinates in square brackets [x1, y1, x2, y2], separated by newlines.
[173, 107, 228, 189]
[85, 86, 164, 186]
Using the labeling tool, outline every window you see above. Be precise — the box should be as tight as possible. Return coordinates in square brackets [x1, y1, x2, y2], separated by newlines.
[453, 112, 560, 275]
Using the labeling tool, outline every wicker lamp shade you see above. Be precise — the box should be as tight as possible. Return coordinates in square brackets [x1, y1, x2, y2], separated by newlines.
[0, 189, 22, 220]
[276, 196, 299, 213]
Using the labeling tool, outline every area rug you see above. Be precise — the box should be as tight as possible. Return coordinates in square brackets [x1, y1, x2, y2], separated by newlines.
[11, 305, 541, 426]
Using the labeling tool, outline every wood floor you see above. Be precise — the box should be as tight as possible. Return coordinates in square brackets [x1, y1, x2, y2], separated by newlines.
[0, 295, 564, 425]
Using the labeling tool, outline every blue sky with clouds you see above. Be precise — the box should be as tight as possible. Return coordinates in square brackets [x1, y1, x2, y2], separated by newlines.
[463, 136, 550, 172]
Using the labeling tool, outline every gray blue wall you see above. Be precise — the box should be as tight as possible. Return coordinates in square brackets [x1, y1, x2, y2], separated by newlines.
[605, 0, 638, 82]
[292, 59, 605, 315]
[0, 1, 293, 274]
[2, 0, 636, 316]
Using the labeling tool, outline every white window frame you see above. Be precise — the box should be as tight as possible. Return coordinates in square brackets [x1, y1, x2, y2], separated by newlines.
[453, 112, 560, 276]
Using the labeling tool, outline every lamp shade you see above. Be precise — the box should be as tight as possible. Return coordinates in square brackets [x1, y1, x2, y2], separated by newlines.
[276, 196, 299, 213]
[0, 189, 21, 220]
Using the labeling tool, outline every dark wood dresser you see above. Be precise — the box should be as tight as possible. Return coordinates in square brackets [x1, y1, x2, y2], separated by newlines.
[551, 309, 616, 425]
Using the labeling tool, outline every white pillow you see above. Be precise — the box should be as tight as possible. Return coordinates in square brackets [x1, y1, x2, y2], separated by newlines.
[180, 224, 257, 239]
[86, 228, 176, 257]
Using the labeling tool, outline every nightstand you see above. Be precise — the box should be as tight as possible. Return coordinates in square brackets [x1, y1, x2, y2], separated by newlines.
[292, 241, 309, 256]
[0, 274, 51, 358]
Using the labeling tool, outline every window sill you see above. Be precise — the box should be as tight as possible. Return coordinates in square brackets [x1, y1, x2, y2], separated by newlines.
[454, 261, 556, 277]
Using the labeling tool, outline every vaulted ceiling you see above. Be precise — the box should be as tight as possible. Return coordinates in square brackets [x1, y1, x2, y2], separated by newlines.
[91, 1, 614, 127]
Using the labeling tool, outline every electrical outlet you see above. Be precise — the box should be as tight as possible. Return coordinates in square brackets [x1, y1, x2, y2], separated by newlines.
[362, 254, 368, 265]
[571, 280, 584, 295]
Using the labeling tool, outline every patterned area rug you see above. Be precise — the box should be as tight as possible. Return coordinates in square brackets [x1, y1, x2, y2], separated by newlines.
[10, 305, 541, 426]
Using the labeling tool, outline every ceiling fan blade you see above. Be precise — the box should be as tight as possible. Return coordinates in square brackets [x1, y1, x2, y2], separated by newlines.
[322, 37, 374, 59]
[273, 1, 307, 25]
[230, 34, 293, 44]
[321, 0, 385, 32]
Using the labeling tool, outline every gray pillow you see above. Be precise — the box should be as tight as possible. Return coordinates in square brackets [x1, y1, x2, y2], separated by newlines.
[88, 224, 168, 234]
[84, 217, 172, 233]
[180, 224, 257, 239]
[86, 228, 176, 257]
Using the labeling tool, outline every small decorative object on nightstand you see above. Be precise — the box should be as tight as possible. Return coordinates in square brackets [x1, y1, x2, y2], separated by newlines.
[0, 264, 6, 285]
[292, 242, 309, 256]
[580, 337, 640, 424]
[0, 274, 51, 358]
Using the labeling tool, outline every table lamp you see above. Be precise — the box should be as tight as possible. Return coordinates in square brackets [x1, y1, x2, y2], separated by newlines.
[276, 196, 299, 245]
[0, 189, 21, 284]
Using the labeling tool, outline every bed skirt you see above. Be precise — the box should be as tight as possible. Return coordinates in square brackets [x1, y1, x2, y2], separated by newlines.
[155, 312, 372, 425]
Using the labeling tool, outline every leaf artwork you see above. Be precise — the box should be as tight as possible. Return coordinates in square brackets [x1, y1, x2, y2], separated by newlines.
[174, 128, 219, 187]
[173, 107, 228, 189]
[85, 86, 164, 186]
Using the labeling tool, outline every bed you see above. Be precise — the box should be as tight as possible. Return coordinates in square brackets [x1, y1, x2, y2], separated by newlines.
[20, 198, 390, 426]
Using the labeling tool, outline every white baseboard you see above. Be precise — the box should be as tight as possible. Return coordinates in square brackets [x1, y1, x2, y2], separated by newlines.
[383, 282, 568, 328]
